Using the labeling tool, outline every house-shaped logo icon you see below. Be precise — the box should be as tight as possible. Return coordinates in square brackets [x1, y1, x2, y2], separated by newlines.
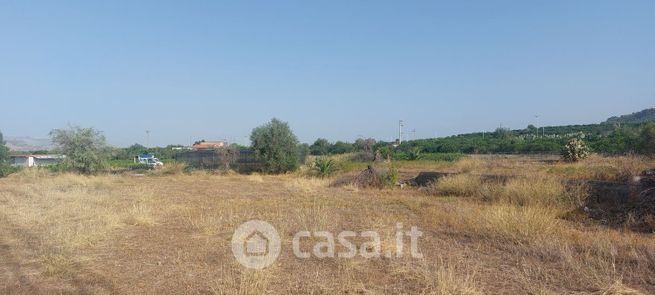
[244, 231, 269, 256]
[232, 220, 281, 269]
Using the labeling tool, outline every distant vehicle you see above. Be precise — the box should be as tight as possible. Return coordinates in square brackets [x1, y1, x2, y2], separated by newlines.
[135, 153, 164, 167]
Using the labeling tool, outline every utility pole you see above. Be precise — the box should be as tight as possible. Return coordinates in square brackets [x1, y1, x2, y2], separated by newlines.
[534, 115, 540, 138]
[398, 120, 404, 145]
[411, 129, 416, 140]
[146, 130, 151, 147]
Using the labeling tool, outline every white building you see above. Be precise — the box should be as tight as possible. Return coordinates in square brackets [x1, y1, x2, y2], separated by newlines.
[11, 155, 65, 167]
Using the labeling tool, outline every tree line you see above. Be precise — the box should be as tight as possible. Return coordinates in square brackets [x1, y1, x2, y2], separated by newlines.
[380, 122, 655, 156]
[1, 120, 654, 176]
[0, 119, 308, 175]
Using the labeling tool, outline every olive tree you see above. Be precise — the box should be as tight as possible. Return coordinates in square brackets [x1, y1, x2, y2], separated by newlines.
[50, 126, 110, 174]
[250, 118, 299, 173]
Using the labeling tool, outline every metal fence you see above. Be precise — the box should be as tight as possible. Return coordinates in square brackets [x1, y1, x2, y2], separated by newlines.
[174, 149, 264, 172]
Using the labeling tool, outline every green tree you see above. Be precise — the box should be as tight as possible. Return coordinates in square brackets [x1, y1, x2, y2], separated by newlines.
[0, 131, 12, 177]
[329, 141, 354, 154]
[638, 123, 655, 156]
[250, 118, 300, 173]
[50, 126, 110, 174]
[309, 138, 331, 155]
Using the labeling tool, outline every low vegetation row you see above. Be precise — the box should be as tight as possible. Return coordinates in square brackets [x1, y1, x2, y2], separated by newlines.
[1, 117, 654, 177]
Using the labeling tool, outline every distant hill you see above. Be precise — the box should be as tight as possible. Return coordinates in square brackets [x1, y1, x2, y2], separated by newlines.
[5, 136, 52, 152]
[604, 108, 655, 124]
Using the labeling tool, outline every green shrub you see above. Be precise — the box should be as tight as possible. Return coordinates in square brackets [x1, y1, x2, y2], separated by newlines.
[49, 126, 110, 174]
[329, 141, 354, 154]
[637, 122, 655, 156]
[309, 138, 330, 156]
[0, 131, 11, 177]
[382, 165, 399, 187]
[312, 157, 338, 177]
[562, 136, 590, 162]
[406, 148, 421, 160]
[250, 118, 300, 173]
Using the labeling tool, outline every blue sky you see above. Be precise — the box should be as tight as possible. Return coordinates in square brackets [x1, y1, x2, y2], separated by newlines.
[1, 1, 654, 147]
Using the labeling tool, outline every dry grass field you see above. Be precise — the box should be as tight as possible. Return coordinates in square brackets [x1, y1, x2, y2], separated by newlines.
[1, 155, 654, 294]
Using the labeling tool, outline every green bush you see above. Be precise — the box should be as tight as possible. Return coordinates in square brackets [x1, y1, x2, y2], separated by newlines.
[0, 131, 12, 177]
[309, 138, 330, 156]
[49, 126, 110, 174]
[329, 141, 354, 154]
[312, 157, 338, 177]
[405, 148, 421, 160]
[562, 136, 590, 162]
[250, 118, 300, 173]
[637, 123, 655, 156]
[382, 165, 399, 187]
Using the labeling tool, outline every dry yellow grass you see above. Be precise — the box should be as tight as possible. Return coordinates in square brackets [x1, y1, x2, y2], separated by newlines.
[447, 154, 654, 182]
[546, 154, 653, 182]
[427, 172, 585, 209]
[389, 256, 482, 295]
[421, 199, 655, 292]
[0, 173, 159, 277]
[154, 161, 188, 175]
[498, 174, 566, 207]
[427, 174, 484, 197]
[0, 158, 653, 293]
